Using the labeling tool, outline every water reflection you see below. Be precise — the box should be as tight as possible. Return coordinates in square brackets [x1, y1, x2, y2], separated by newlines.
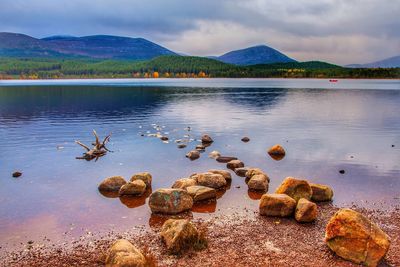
[119, 188, 152, 209]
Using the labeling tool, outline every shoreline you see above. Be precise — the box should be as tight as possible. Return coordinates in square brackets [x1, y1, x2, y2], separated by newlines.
[2, 203, 399, 267]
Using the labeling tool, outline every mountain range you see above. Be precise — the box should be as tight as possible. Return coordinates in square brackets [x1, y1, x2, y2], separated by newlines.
[0, 32, 399, 67]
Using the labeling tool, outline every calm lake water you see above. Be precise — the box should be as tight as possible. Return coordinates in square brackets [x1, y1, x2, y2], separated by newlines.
[0, 79, 399, 250]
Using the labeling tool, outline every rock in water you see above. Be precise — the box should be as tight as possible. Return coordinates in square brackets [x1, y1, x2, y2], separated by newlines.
[12, 171, 22, 178]
[234, 167, 249, 177]
[248, 174, 269, 191]
[267, 144, 286, 160]
[208, 150, 221, 159]
[325, 209, 390, 266]
[119, 180, 146, 196]
[245, 168, 269, 182]
[207, 169, 232, 180]
[195, 173, 227, 189]
[160, 219, 201, 254]
[99, 176, 127, 192]
[172, 178, 197, 189]
[216, 156, 238, 163]
[196, 144, 206, 151]
[160, 136, 169, 141]
[186, 150, 200, 160]
[259, 193, 296, 217]
[295, 198, 317, 223]
[310, 183, 334, 202]
[226, 159, 244, 170]
[186, 185, 216, 202]
[177, 144, 187, 149]
[149, 188, 193, 214]
[241, 137, 250, 142]
[201, 134, 213, 144]
[105, 239, 147, 267]
[275, 177, 312, 202]
[130, 172, 152, 187]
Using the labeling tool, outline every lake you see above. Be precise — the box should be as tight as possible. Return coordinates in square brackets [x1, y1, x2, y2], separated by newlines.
[0, 78, 399, 250]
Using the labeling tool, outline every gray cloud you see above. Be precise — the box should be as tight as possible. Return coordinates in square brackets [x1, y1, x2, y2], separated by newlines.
[0, 0, 399, 64]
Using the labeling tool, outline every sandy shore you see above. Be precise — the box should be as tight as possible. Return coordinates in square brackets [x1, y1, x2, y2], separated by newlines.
[1, 203, 399, 267]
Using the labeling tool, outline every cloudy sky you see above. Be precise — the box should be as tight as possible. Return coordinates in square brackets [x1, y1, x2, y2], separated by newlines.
[1, 0, 399, 64]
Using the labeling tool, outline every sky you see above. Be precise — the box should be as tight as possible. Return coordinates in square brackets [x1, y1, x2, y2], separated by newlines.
[0, 0, 399, 65]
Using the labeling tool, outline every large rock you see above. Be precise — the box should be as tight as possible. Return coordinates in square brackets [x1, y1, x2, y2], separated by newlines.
[186, 185, 216, 202]
[207, 169, 232, 180]
[195, 173, 227, 189]
[119, 180, 146, 196]
[310, 183, 334, 202]
[259, 193, 296, 217]
[275, 177, 312, 202]
[186, 150, 200, 160]
[99, 176, 127, 192]
[172, 178, 197, 189]
[295, 198, 317, 223]
[325, 209, 390, 266]
[149, 188, 193, 214]
[267, 144, 286, 160]
[248, 174, 269, 191]
[160, 219, 201, 254]
[130, 172, 152, 187]
[201, 134, 213, 144]
[226, 159, 244, 170]
[105, 239, 147, 267]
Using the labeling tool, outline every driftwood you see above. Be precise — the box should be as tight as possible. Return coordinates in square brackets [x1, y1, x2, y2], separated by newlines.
[76, 130, 112, 161]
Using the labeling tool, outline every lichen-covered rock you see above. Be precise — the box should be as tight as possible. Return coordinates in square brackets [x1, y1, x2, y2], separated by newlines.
[234, 167, 250, 177]
[325, 209, 390, 267]
[105, 239, 147, 267]
[207, 169, 232, 180]
[267, 144, 286, 160]
[259, 193, 296, 217]
[295, 198, 318, 223]
[160, 219, 201, 254]
[208, 150, 221, 159]
[130, 172, 152, 187]
[149, 188, 193, 214]
[119, 180, 146, 196]
[195, 173, 227, 189]
[275, 177, 312, 202]
[310, 183, 334, 202]
[226, 159, 244, 170]
[201, 134, 213, 143]
[172, 178, 197, 189]
[186, 185, 216, 202]
[186, 150, 200, 160]
[248, 174, 269, 191]
[99, 176, 127, 192]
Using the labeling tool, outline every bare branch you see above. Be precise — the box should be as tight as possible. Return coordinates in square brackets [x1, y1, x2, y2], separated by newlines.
[75, 140, 90, 151]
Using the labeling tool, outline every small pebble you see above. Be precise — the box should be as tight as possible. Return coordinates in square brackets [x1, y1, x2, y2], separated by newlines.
[241, 137, 250, 142]
[339, 170, 345, 174]
[12, 171, 22, 178]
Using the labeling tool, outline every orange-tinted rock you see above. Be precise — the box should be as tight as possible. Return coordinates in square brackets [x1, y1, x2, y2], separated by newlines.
[99, 176, 127, 192]
[130, 172, 152, 187]
[118, 180, 146, 196]
[295, 198, 317, 223]
[226, 159, 244, 170]
[267, 144, 286, 160]
[186, 185, 216, 202]
[248, 174, 269, 191]
[275, 177, 312, 202]
[172, 178, 197, 189]
[105, 239, 147, 267]
[149, 188, 193, 214]
[259, 193, 296, 217]
[207, 169, 232, 180]
[160, 219, 201, 254]
[310, 183, 334, 202]
[195, 173, 227, 189]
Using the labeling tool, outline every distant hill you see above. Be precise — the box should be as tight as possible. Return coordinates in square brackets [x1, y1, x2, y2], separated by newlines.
[216, 45, 296, 65]
[0, 32, 177, 60]
[252, 61, 342, 69]
[346, 55, 400, 68]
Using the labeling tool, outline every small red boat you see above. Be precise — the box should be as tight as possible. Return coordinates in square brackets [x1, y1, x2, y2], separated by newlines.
[329, 79, 338, 82]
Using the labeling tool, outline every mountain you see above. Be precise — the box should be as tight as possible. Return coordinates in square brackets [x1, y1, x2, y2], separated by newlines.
[346, 55, 400, 68]
[216, 45, 296, 65]
[0, 32, 177, 60]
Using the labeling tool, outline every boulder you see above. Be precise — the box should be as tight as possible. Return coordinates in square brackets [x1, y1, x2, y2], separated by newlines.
[119, 180, 146, 196]
[172, 178, 197, 189]
[268, 144, 286, 160]
[234, 167, 249, 177]
[259, 193, 296, 217]
[275, 177, 312, 202]
[248, 174, 269, 191]
[186, 185, 216, 202]
[208, 150, 221, 159]
[130, 172, 152, 187]
[207, 169, 232, 181]
[201, 134, 213, 144]
[161, 219, 201, 254]
[241, 137, 250, 142]
[310, 183, 334, 202]
[226, 159, 244, 170]
[195, 173, 227, 189]
[149, 188, 193, 214]
[186, 150, 200, 160]
[99, 176, 127, 192]
[295, 198, 318, 223]
[216, 156, 237, 163]
[105, 239, 147, 267]
[325, 209, 390, 266]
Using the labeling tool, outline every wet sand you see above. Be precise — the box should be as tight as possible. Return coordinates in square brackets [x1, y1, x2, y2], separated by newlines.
[2, 203, 399, 267]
